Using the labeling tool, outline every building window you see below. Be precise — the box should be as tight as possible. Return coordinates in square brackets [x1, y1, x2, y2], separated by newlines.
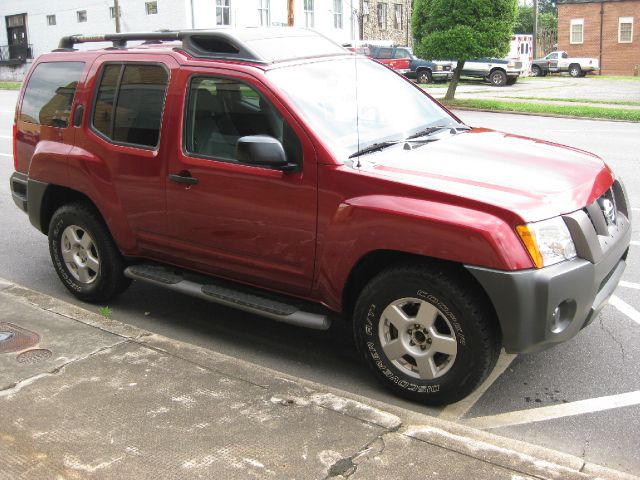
[304, 0, 314, 28]
[216, 0, 231, 26]
[333, 0, 343, 29]
[109, 6, 120, 18]
[619, 17, 633, 43]
[377, 3, 387, 29]
[394, 4, 402, 29]
[258, 0, 270, 26]
[570, 18, 583, 44]
[363, 1, 369, 15]
[146, 2, 158, 15]
[77, 10, 87, 23]
[46, 15, 56, 26]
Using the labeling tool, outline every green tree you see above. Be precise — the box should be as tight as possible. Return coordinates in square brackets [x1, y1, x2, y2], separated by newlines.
[515, 5, 533, 34]
[413, 0, 518, 100]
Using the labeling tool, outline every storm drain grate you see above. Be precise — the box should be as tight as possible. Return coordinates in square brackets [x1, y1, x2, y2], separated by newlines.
[0, 322, 40, 354]
[17, 349, 52, 364]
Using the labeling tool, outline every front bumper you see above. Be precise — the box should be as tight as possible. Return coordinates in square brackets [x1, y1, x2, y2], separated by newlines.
[466, 180, 631, 354]
[432, 71, 452, 81]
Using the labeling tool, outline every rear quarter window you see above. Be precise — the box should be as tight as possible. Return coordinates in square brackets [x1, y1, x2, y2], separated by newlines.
[20, 62, 85, 128]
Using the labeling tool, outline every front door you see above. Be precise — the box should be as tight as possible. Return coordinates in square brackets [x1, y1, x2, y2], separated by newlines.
[165, 69, 318, 296]
[6, 14, 28, 61]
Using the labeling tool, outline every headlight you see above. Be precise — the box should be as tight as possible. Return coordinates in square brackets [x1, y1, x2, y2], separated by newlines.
[435, 65, 442, 71]
[516, 217, 577, 268]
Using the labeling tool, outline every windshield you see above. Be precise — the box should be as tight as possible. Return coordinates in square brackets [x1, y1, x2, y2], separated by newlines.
[267, 58, 456, 162]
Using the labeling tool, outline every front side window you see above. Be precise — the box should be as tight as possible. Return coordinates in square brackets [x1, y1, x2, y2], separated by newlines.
[377, 3, 387, 29]
[216, 0, 231, 25]
[393, 48, 410, 59]
[334, 0, 343, 29]
[394, 4, 402, 29]
[619, 17, 633, 43]
[258, 0, 270, 27]
[304, 0, 314, 28]
[267, 58, 454, 163]
[184, 77, 301, 165]
[377, 48, 392, 59]
[570, 19, 583, 44]
[77, 10, 87, 23]
[92, 63, 169, 148]
[21, 62, 84, 128]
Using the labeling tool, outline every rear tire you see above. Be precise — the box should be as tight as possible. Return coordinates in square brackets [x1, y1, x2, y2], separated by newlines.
[489, 70, 507, 87]
[353, 263, 501, 405]
[569, 64, 582, 78]
[48, 203, 131, 303]
[531, 65, 542, 77]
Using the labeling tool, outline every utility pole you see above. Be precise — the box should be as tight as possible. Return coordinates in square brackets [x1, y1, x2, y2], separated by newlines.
[114, 0, 121, 33]
[288, 0, 295, 26]
[532, 0, 538, 57]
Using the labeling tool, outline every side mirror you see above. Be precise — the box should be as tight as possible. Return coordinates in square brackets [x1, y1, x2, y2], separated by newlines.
[236, 136, 296, 171]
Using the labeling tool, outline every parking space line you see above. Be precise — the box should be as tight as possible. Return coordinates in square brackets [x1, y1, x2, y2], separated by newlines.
[610, 295, 640, 325]
[631, 241, 640, 247]
[0, 153, 12, 157]
[620, 281, 640, 290]
[0, 135, 12, 139]
[438, 350, 517, 421]
[464, 390, 640, 430]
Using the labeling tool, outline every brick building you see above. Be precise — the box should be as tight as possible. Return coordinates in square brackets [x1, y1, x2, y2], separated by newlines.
[558, 0, 640, 75]
[360, 0, 413, 46]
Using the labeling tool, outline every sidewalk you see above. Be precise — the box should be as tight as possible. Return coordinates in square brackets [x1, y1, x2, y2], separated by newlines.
[0, 278, 636, 480]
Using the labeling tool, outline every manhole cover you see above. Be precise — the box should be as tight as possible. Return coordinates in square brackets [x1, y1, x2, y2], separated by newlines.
[0, 323, 40, 354]
[16, 348, 52, 364]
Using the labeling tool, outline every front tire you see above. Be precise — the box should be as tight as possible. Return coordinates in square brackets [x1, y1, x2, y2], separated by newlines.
[353, 263, 501, 405]
[417, 69, 433, 84]
[48, 203, 131, 303]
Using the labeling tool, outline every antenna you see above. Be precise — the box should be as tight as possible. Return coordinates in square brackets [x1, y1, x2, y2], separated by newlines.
[353, 43, 361, 169]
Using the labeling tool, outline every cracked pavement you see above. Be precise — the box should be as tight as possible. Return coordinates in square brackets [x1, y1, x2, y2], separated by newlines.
[2, 281, 637, 479]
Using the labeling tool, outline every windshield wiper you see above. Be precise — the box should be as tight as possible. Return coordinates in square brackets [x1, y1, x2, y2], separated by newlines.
[349, 140, 401, 159]
[406, 124, 470, 140]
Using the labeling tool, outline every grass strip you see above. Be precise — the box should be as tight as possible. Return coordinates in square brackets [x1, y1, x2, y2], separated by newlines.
[441, 98, 640, 122]
[503, 96, 640, 107]
[0, 82, 21, 90]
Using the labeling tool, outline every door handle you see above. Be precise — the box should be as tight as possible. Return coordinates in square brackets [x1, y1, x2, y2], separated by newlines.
[169, 171, 198, 185]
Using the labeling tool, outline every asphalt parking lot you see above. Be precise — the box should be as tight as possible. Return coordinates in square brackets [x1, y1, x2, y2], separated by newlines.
[1, 86, 639, 475]
[431, 75, 640, 104]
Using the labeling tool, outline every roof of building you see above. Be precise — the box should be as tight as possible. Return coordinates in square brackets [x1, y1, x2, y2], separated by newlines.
[56, 28, 350, 64]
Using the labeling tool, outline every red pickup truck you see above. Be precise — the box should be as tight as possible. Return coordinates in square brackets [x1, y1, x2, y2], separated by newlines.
[10, 29, 631, 405]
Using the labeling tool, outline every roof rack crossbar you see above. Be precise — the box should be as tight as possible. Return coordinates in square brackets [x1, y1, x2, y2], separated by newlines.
[56, 31, 266, 63]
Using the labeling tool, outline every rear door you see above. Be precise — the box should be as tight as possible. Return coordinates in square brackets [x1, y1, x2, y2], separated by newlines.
[164, 68, 318, 295]
[72, 55, 177, 248]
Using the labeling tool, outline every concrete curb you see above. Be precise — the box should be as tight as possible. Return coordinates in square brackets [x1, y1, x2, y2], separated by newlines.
[1, 278, 637, 480]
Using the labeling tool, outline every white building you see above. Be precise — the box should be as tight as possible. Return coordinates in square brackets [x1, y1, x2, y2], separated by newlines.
[1, 0, 360, 80]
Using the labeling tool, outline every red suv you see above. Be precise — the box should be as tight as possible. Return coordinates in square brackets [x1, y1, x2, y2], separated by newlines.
[10, 29, 631, 405]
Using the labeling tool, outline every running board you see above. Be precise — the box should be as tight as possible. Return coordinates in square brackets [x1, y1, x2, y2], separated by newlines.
[124, 264, 331, 330]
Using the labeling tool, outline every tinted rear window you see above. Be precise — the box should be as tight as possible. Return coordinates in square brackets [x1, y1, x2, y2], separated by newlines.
[20, 62, 84, 128]
[92, 63, 169, 148]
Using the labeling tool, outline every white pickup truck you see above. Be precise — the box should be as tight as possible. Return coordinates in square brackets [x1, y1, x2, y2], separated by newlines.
[531, 51, 599, 77]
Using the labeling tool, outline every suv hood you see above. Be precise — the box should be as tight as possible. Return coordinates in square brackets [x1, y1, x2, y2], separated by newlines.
[366, 128, 613, 223]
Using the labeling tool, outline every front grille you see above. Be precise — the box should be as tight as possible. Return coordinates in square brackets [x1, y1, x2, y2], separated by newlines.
[563, 179, 630, 264]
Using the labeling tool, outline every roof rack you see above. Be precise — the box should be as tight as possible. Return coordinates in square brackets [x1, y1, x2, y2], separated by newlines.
[55, 28, 349, 64]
